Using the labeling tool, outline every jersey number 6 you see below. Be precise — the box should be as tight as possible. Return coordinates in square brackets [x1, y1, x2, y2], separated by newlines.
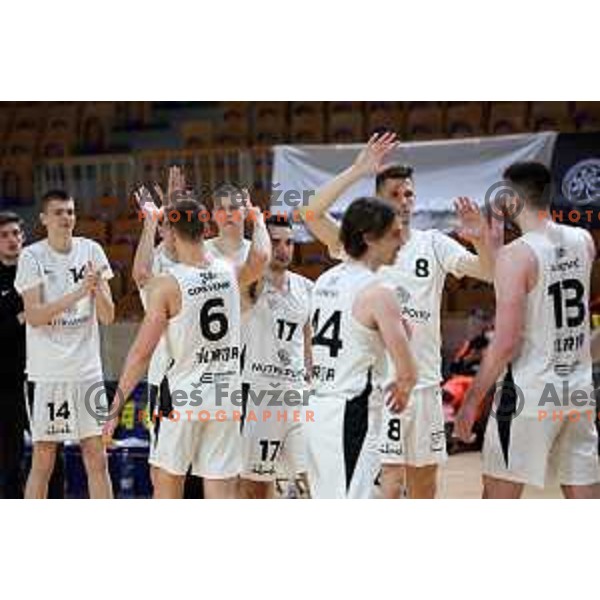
[199, 298, 229, 341]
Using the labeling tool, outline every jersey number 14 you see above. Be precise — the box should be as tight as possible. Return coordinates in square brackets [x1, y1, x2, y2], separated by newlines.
[311, 309, 343, 358]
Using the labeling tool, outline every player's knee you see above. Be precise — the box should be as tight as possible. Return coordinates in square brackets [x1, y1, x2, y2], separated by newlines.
[382, 465, 405, 485]
[240, 478, 270, 499]
[31, 443, 58, 475]
[80, 440, 108, 473]
[561, 484, 600, 500]
[407, 466, 438, 499]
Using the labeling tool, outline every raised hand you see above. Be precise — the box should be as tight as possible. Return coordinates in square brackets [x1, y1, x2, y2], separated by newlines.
[352, 131, 399, 178]
[167, 165, 186, 205]
[455, 196, 504, 250]
[454, 197, 486, 245]
[133, 184, 163, 220]
[80, 261, 99, 297]
[242, 188, 262, 223]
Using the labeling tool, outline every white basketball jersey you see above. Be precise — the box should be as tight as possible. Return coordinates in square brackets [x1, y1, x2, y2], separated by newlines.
[205, 237, 250, 266]
[242, 272, 313, 387]
[511, 222, 593, 415]
[14, 237, 113, 382]
[165, 259, 241, 416]
[139, 245, 177, 386]
[378, 229, 471, 389]
[311, 261, 386, 400]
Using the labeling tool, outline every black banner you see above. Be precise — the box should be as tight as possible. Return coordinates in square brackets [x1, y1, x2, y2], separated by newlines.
[550, 132, 600, 229]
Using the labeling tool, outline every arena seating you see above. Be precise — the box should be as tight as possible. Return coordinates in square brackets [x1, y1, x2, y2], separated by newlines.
[1, 100, 599, 322]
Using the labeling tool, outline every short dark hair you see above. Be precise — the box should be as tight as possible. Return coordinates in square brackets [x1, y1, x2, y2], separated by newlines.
[213, 183, 246, 209]
[376, 165, 414, 193]
[340, 197, 398, 259]
[167, 198, 208, 242]
[0, 211, 23, 229]
[41, 189, 73, 212]
[265, 214, 292, 229]
[503, 162, 552, 210]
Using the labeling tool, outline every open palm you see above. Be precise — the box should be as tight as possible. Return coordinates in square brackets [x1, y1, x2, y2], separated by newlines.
[353, 131, 399, 177]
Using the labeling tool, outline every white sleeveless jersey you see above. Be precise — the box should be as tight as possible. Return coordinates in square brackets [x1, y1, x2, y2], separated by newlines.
[311, 261, 386, 400]
[138, 246, 177, 386]
[242, 272, 313, 387]
[205, 237, 250, 266]
[165, 259, 241, 415]
[14, 237, 113, 382]
[511, 223, 593, 415]
[378, 229, 472, 389]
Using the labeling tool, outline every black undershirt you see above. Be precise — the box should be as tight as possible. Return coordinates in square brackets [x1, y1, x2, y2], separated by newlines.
[0, 261, 26, 387]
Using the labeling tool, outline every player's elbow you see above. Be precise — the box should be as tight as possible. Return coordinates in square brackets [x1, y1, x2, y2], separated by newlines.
[25, 307, 49, 328]
[98, 299, 115, 325]
[249, 248, 271, 278]
[99, 307, 115, 325]
[256, 246, 271, 267]
[132, 265, 152, 290]
[481, 269, 495, 284]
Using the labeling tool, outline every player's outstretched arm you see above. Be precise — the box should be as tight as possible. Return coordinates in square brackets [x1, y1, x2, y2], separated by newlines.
[452, 197, 504, 282]
[103, 276, 175, 438]
[454, 243, 533, 442]
[237, 203, 271, 289]
[132, 185, 163, 290]
[356, 283, 417, 413]
[298, 132, 398, 259]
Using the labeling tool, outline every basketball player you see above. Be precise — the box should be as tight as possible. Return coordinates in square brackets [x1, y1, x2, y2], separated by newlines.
[299, 132, 502, 498]
[205, 183, 252, 266]
[455, 162, 600, 499]
[307, 197, 417, 499]
[104, 198, 270, 499]
[134, 177, 269, 495]
[239, 215, 313, 499]
[0, 212, 27, 498]
[15, 190, 115, 499]
[131, 167, 188, 492]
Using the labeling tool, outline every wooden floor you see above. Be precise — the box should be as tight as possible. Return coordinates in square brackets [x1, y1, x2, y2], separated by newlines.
[439, 452, 561, 499]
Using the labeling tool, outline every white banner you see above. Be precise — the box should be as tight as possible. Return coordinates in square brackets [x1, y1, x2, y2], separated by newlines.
[272, 132, 558, 236]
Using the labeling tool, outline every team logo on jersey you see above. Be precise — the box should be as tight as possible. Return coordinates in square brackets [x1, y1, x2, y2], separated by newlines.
[562, 158, 600, 205]
[69, 265, 86, 284]
[277, 348, 291, 366]
[394, 285, 411, 305]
